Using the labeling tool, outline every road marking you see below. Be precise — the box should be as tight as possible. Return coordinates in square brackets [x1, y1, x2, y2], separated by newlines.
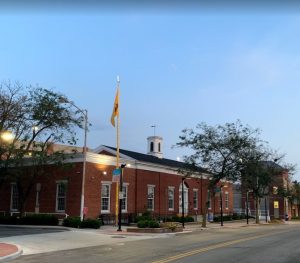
[151, 230, 289, 263]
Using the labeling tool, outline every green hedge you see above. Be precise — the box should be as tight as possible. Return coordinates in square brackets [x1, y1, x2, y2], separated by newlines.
[63, 217, 81, 228]
[135, 211, 153, 223]
[80, 218, 101, 229]
[0, 214, 58, 226]
[166, 215, 194, 223]
[137, 220, 159, 228]
[63, 217, 101, 229]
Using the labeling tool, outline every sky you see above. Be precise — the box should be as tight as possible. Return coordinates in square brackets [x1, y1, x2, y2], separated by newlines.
[0, 4, 300, 178]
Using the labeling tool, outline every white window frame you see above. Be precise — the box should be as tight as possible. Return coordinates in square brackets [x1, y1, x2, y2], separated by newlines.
[225, 192, 229, 210]
[168, 186, 175, 211]
[121, 183, 129, 212]
[207, 190, 212, 210]
[56, 180, 67, 213]
[10, 183, 19, 211]
[193, 189, 198, 210]
[147, 185, 155, 211]
[101, 182, 111, 213]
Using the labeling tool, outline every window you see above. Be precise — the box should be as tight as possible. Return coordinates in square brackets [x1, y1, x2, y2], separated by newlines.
[121, 185, 128, 212]
[225, 192, 229, 209]
[158, 143, 161, 152]
[193, 189, 198, 210]
[207, 190, 211, 209]
[150, 142, 154, 152]
[101, 183, 111, 212]
[56, 181, 67, 212]
[168, 187, 174, 210]
[147, 185, 155, 210]
[10, 183, 19, 211]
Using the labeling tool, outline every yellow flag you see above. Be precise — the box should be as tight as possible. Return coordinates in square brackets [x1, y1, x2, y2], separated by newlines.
[110, 88, 119, 127]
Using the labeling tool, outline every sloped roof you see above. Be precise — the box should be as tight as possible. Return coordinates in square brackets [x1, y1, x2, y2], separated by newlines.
[102, 145, 207, 173]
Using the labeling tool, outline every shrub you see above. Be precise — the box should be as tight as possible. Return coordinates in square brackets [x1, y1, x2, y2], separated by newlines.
[137, 219, 160, 228]
[137, 220, 149, 228]
[135, 211, 153, 223]
[18, 214, 59, 226]
[80, 219, 101, 229]
[148, 220, 159, 228]
[291, 216, 300, 220]
[160, 222, 178, 231]
[63, 217, 81, 228]
[171, 215, 194, 223]
[0, 216, 19, 225]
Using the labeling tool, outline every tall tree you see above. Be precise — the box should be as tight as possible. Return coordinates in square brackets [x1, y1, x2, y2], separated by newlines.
[0, 82, 82, 215]
[176, 120, 263, 226]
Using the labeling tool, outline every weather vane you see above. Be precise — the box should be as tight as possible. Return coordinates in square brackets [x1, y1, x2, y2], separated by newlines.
[151, 125, 156, 136]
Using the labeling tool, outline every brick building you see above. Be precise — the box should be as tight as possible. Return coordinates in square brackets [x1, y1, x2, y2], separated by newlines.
[235, 163, 292, 221]
[0, 136, 234, 223]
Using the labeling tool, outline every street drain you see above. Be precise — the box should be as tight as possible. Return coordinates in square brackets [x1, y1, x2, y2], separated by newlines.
[111, 235, 126, 238]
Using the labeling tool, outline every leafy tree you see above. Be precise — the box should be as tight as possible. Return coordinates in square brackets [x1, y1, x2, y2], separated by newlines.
[241, 156, 283, 223]
[0, 82, 82, 215]
[176, 120, 263, 226]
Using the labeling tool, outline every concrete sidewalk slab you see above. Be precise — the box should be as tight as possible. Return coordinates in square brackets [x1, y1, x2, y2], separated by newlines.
[0, 243, 22, 262]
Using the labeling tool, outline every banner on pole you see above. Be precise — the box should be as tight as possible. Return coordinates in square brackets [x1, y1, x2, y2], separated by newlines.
[112, 168, 121, 182]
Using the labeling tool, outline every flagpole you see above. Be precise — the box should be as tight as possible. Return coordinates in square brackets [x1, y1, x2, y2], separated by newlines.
[115, 76, 120, 226]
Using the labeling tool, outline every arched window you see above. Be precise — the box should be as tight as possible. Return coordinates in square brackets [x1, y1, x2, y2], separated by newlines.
[150, 142, 154, 152]
[158, 142, 161, 152]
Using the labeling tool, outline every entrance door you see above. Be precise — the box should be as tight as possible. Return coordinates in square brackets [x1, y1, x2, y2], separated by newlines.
[179, 183, 188, 214]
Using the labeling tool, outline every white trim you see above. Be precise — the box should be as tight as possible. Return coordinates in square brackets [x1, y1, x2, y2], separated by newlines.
[147, 185, 155, 211]
[225, 191, 229, 210]
[10, 183, 18, 212]
[193, 189, 199, 210]
[56, 180, 68, 184]
[56, 182, 67, 213]
[92, 145, 135, 160]
[101, 183, 111, 213]
[101, 181, 112, 185]
[121, 185, 128, 213]
[168, 186, 175, 211]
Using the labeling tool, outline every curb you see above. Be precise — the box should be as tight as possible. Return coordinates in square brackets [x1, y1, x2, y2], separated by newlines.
[0, 244, 23, 262]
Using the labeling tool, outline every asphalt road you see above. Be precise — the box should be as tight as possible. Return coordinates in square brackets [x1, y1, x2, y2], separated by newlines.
[0, 226, 68, 238]
[7, 224, 300, 263]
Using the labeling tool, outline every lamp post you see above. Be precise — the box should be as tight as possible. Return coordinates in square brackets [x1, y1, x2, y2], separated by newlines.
[59, 97, 88, 221]
[118, 163, 126, 231]
[246, 189, 253, 224]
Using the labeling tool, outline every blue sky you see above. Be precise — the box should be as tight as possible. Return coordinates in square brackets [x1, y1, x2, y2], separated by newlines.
[0, 11, 300, 178]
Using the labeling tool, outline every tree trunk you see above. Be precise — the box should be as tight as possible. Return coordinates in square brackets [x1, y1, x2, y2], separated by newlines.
[255, 196, 260, 224]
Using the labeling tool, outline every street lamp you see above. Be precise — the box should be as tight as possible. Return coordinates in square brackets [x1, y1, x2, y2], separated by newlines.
[181, 176, 190, 228]
[118, 163, 127, 231]
[0, 131, 14, 142]
[59, 97, 88, 221]
[246, 189, 253, 224]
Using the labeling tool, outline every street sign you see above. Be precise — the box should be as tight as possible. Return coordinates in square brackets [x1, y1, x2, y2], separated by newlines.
[112, 168, 121, 182]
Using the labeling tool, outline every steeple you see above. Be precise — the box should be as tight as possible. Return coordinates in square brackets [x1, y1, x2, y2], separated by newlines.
[147, 136, 163, 159]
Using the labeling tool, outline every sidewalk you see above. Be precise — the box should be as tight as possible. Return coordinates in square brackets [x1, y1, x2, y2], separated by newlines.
[0, 220, 295, 262]
[0, 243, 22, 262]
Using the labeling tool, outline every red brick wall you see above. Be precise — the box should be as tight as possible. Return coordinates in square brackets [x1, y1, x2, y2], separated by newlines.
[0, 161, 234, 220]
